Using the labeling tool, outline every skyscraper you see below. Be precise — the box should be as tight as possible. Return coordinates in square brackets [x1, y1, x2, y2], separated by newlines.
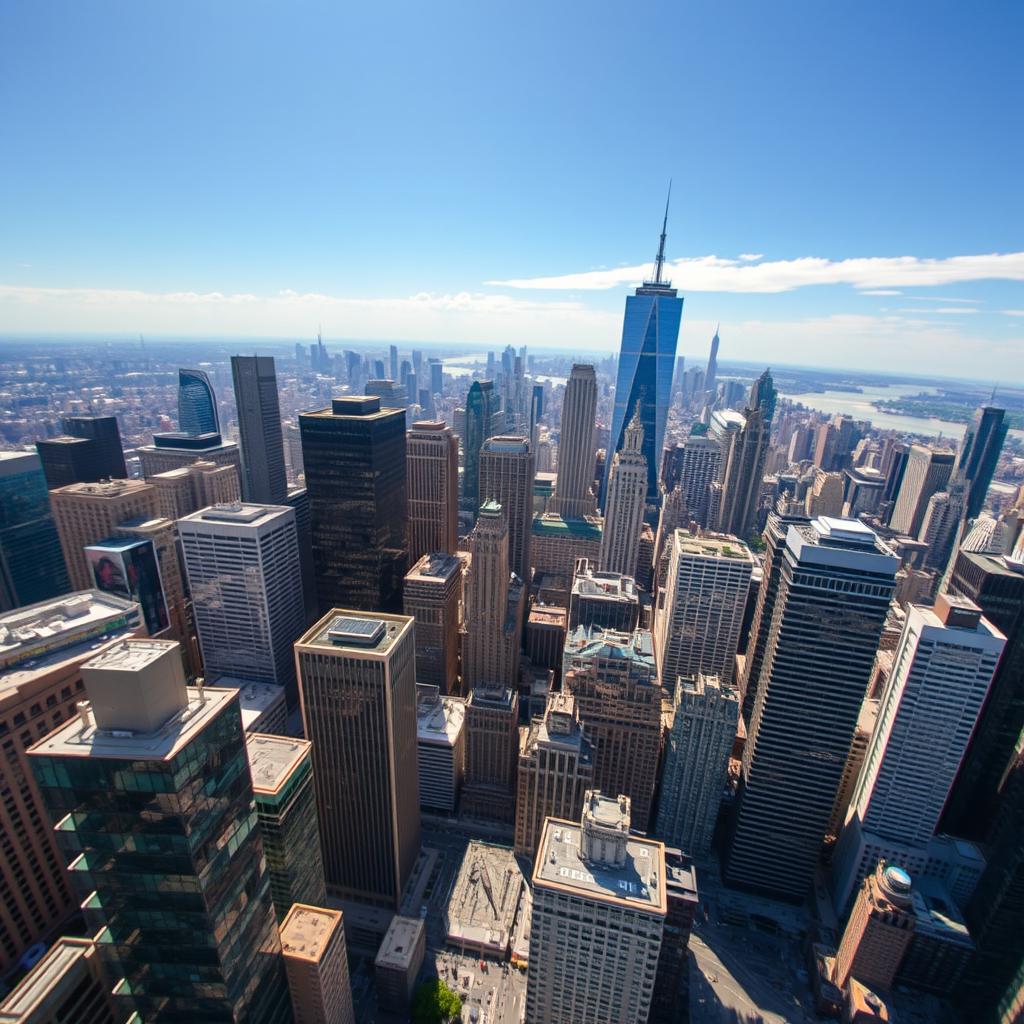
[515, 692, 594, 858]
[940, 550, 1024, 839]
[295, 611, 420, 909]
[703, 326, 720, 403]
[478, 435, 534, 584]
[61, 415, 127, 480]
[49, 479, 158, 591]
[28, 639, 291, 1023]
[831, 595, 1005, 909]
[600, 406, 647, 578]
[655, 532, 754, 687]
[956, 405, 1008, 520]
[563, 626, 662, 831]
[655, 674, 739, 857]
[462, 683, 519, 822]
[0, 590, 142, 977]
[247, 733, 328, 921]
[889, 444, 956, 537]
[551, 364, 598, 519]
[724, 518, 898, 900]
[280, 904, 355, 1024]
[918, 480, 967, 571]
[178, 503, 305, 705]
[403, 552, 462, 694]
[602, 193, 684, 507]
[231, 355, 288, 504]
[177, 366, 220, 437]
[0, 451, 70, 610]
[526, 792, 667, 1024]
[716, 369, 776, 540]
[406, 421, 459, 561]
[149, 458, 240, 519]
[676, 430, 721, 527]
[461, 501, 525, 691]
[568, 559, 641, 633]
[299, 396, 408, 614]
[462, 380, 501, 516]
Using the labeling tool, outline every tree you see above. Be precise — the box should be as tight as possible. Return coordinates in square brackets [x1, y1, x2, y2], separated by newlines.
[411, 979, 463, 1024]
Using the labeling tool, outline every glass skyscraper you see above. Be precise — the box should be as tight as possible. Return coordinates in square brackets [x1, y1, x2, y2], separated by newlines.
[956, 405, 1008, 520]
[178, 367, 220, 437]
[602, 204, 684, 508]
[463, 379, 501, 517]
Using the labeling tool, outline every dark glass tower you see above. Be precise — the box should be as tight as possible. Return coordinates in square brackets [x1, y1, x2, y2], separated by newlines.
[0, 451, 70, 610]
[177, 368, 220, 438]
[62, 416, 128, 479]
[941, 550, 1024, 839]
[299, 395, 408, 613]
[37, 416, 127, 489]
[602, 193, 684, 508]
[462, 379, 501, 517]
[231, 355, 287, 504]
[28, 640, 291, 1024]
[956, 405, 1008, 520]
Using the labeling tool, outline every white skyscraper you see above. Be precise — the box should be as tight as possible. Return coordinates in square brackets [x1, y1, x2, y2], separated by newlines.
[600, 406, 647, 579]
[550, 364, 598, 519]
[655, 532, 754, 687]
[178, 503, 304, 704]
[831, 594, 1005, 909]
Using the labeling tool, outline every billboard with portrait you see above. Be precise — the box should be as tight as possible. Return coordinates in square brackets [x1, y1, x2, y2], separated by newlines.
[85, 537, 169, 637]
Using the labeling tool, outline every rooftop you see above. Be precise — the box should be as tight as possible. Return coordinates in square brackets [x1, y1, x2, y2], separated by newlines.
[445, 842, 524, 956]
[534, 817, 667, 915]
[528, 604, 566, 628]
[213, 677, 286, 728]
[533, 513, 602, 539]
[563, 625, 657, 667]
[280, 904, 343, 962]
[406, 552, 463, 583]
[50, 479, 150, 499]
[84, 637, 176, 673]
[0, 449, 41, 476]
[416, 685, 465, 746]
[482, 435, 530, 453]
[672, 531, 755, 563]
[298, 610, 412, 656]
[178, 502, 291, 528]
[302, 396, 401, 421]
[571, 565, 638, 602]
[246, 733, 311, 794]
[27, 685, 237, 763]
[0, 938, 96, 1022]
[375, 915, 425, 971]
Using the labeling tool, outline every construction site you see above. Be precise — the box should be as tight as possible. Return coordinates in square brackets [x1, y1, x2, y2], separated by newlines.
[444, 841, 525, 960]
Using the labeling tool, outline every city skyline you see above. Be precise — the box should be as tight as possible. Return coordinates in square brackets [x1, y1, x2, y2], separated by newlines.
[1, 4, 1022, 376]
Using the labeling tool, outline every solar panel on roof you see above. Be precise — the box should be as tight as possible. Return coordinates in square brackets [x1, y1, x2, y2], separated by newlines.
[326, 616, 386, 646]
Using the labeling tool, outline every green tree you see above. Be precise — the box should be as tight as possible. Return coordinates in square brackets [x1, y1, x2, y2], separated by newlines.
[411, 979, 463, 1024]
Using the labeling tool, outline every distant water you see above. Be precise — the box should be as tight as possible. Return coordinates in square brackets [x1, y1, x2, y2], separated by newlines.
[443, 353, 567, 388]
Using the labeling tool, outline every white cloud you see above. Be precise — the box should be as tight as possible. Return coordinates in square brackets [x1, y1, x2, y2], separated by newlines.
[1002, 309, 1024, 317]
[486, 251, 1024, 293]
[895, 307, 980, 315]
[738, 253, 764, 261]
[860, 289, 902, 296]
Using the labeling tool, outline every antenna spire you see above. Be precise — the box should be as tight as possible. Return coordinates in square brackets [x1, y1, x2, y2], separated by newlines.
[653, 180, 672, 284]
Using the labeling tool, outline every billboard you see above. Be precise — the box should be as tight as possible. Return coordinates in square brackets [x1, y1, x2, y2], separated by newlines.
[85, 537, 169, 637]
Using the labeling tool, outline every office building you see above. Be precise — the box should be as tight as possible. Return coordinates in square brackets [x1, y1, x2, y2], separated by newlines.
[58, 414, 127, 481]
[515, 693, 594, 858]
[461, 501, 525, 692]
[462, 380, 501, 516]
[479, 436, 534, 584]
[149, 458, 241, 519]
[723, 518, 898, 901]
[0, 591, 142, 976]
[831, 596, 1005, 909]
[600, 407, 647, 578]
[716, 369, 776, 540]
[551, 364, 598, 518]
[406, 421, 459, 561]
[829, 699, 880, 839]
[403, 552, 462, 694]
[918, 481, 966, 571]
[415, 684, 466, 814]
[833, 863, 915, 994]
[737, 507, 809, 723]
[655, 674, 739, 857]
[896, 878, 974, 997]
[35, 436, 116, 491]
[295, 611, 420, 909]
[526, 792, 667, 1024]
[650, 848, 699, 1023]
[375, 916, 427, 1015]
[137, 435, 242, 479]
[0, 451, 69, 611]
[231, 355, 288, 505]
[703, 326, 719, 402]
[655, 532, 753, 687]
[957, 405, 1008, 520]
[806, 469, 846, 518]
[179, 503, 305, 705]
[280, 904, 354, 1024]
[217, 676, 288, 734]
[176, 366, 220, 436]
[941, 550, 1024, 839]
[0, 937, 115, 1024]
[602, 196, 684, 507]
[28, 639, 291, 1023]
[462, 683, 519, 822]
[247, 733, 328, 921]
[525, 599, 566, 671]
[49, 479, 158, 591]
[889, 445, 955, 537]
[563, 626, 662, 831]
[530, 512, 603, 582]
[300, 396, 408, 614]
[568, 559, 640, 633]
[674, 432, 721, 528]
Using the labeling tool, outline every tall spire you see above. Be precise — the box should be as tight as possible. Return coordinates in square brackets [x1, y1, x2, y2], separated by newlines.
[624, 397, 645, 452]
[653, 180, 672, 285]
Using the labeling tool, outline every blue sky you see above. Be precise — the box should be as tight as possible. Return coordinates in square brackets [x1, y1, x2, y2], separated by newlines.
[1, 1, 1022, 376]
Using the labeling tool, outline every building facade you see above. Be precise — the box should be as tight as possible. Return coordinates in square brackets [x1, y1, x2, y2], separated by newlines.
[462, 684, 519, 822]
[478, 436, 534, 585]
[280, 904, 355, 1024]
[403, 552, 462, 695]
[231, 355, 288, 505]
[406, 421, 459, 562]
[889, 445, 956, 537]
[550, 364, 598, 519]
[600, 408, 647, 578]
[568, 559, 640, 633]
